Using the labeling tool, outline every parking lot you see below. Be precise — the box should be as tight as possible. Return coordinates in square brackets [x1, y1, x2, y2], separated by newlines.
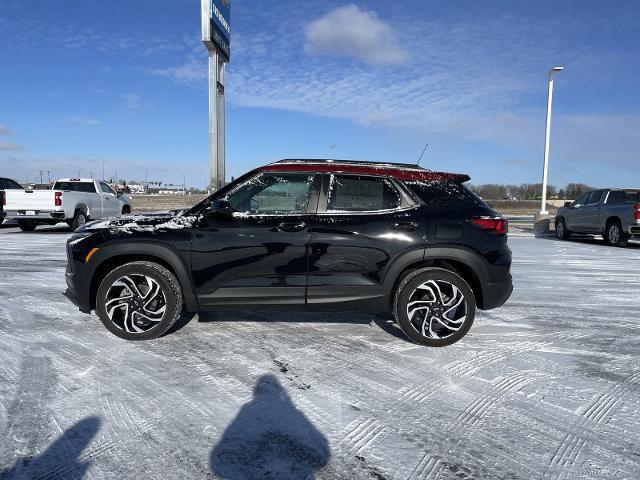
[1, 225, 639, 480]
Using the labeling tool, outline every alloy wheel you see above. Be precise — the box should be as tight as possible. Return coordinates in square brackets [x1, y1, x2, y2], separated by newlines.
[105, 274, 167, 333]
[405, 279, 467, 340]
[608, 224, 620, 244]
[556, 221, 564, 238]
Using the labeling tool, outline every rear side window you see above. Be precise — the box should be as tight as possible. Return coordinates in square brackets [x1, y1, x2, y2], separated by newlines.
[0, 178, 22, 189]
[607, 190, 640, 204]
[327, 175, 401, 212]
[406, 181, 489, 212]
[54, 182, 96, 193]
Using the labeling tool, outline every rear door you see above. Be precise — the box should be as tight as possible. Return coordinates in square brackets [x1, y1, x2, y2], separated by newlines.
[305, 174, 426, 311]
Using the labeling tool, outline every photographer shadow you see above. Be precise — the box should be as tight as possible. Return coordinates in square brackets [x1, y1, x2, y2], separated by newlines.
[210, 374, 330, 479]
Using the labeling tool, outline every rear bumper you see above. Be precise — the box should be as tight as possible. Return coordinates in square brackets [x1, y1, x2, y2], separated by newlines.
[480, 273, 513, 310]
[629, 225, 640, 236]
[5, 210, 67, 221]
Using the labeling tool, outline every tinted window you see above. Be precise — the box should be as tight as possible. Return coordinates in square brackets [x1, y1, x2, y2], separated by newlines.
[588, 191, 604, 204]
[227, 173, 314, 215]
[54, 182, 96, 193]
[100, 182, 115, 194]
[407, 181, 489, 211]
[607, 190, 640, 204]
[574, 192, 591, 206]
[328, 175, 401, 212]
[0, 178, 22, 189]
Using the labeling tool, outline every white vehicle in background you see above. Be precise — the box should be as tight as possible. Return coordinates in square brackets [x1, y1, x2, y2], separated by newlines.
[3, 178, 131, 231]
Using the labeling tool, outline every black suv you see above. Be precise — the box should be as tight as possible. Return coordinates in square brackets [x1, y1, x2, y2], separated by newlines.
[65, 160, 512, 346]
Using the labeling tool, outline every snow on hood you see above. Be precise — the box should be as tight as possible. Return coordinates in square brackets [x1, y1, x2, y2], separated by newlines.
[80, 211, 201, 235]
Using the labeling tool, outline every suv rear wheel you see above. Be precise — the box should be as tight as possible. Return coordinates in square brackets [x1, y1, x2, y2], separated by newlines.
[393, 268, 476, 347]
[96, 261, 183, 340]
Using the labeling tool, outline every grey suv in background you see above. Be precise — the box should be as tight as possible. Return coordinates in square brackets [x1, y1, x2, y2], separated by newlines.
[555, 189, 640, 247]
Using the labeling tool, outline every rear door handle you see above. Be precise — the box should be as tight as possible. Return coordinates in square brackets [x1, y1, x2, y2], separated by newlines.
[277, 222, 306, 232]
[393, 222, 418, 232]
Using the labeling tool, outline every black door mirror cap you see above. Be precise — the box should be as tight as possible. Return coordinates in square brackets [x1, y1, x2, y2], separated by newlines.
[564, 201, 572, 208]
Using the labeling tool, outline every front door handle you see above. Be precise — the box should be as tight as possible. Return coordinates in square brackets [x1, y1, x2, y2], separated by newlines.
[277, 222, 306, 232]
[393, 222, 418, 232]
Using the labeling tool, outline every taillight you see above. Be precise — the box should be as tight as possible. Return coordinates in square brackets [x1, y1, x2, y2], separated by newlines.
[54, 191, 62, 207]
[634, 203, 640, 221]
[471, 217, 508, 235]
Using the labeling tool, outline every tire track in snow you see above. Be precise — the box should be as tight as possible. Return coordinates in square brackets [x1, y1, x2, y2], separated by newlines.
[409, 372, 534, 480]
[545, 371, 640, 479]
[340, 418, 386, 455]
[446, 341, 548, 377]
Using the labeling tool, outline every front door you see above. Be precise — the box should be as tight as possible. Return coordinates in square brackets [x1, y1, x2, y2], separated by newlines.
[99, 181, 120, 217]
[191, 172, 319, 307]
[305, 174, 426, 311]
[565, 191, 591, 232]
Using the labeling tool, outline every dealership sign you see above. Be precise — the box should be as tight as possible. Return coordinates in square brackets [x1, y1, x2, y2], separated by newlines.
[202, 0, 230, 60]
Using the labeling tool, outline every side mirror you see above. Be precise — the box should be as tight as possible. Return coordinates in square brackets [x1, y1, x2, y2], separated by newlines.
[204, 199, 233, 218]
[117, 192, 123, 197]
[564, 201, 572, 208]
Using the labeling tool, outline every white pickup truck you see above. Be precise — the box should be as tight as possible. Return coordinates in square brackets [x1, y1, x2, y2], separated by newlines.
[4, 178, 132, 231]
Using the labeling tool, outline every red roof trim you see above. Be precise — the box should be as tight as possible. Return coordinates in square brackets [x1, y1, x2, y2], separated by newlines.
[260, 163, 470, 182]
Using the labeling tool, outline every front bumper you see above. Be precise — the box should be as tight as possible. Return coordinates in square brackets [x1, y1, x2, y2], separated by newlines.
[480, 273, 513, 310]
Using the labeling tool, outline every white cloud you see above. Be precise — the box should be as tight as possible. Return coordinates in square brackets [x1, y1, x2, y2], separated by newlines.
[0, 141, 21, 151]
[123, 93, 143, 111]
[150, 58, 205, 87]
[304, 4, 409, 66]
[65, 117, 101, 126]
[0, 123, 14, 136]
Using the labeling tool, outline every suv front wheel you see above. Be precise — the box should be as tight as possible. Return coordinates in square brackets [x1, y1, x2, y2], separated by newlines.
[394, 268, 476, 347]
[96, 261, 183, 340]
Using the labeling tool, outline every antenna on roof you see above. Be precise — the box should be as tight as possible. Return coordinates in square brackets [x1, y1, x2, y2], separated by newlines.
[416, 143, 429, 166]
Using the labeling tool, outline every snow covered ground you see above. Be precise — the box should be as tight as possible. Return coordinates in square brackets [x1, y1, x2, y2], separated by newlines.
[0, 225, 639, 479]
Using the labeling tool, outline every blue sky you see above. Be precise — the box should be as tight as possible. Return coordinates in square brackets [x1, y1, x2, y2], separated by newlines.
[1, 0, 639, 188]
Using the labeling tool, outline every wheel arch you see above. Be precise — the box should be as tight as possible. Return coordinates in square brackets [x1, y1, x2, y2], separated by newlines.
[88, 243, 198, 312]
[384, 247, 488, 309]
[75, 203, 89, 218]
[605, 215, 622, 227]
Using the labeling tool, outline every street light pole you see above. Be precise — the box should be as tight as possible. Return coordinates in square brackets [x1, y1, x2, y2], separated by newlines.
[540, 66, 563, 215]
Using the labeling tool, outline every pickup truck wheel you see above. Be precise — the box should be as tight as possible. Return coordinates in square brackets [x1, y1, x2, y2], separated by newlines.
[96, 261, 183, 340]
[393, 268, 476, 347]
[121, 206, 131, 215]
[71, 210, 87, 230]
[605, 221, 629, 247]
[18, 220, 37, 232]
[555, 218, 571, 240]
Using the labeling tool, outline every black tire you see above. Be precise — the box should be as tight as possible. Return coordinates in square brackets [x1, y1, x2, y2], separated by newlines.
[18, 220, 37, 232]
[71, 210, 88, 230]
[393, 267, 476, 347]
[605, 220, 629, 247]
[121, 206, 131, 215]
[555, 218, 571, 240]
[96, 261, 183, 340]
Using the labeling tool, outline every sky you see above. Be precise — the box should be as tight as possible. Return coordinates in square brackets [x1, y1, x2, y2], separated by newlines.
[0, 0, 639, 189]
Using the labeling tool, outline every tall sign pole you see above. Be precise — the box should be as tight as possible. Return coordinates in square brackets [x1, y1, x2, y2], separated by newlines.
[201, 0, 230, 191]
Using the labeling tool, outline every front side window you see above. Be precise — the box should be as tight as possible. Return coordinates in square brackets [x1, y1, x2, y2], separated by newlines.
[588, 190, 603, 204]
[227, 173, 314, 215]
[327, 175, 401, 212]
[574, 192, 591, 206]
[100, 182, 115, 194]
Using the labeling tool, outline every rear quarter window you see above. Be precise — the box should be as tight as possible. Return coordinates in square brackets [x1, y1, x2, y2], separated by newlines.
[606, 190, 640, 204]
[406, 181, 492, 214]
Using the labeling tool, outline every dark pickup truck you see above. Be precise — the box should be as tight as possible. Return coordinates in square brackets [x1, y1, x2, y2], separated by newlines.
[555, 189, 640, 246]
